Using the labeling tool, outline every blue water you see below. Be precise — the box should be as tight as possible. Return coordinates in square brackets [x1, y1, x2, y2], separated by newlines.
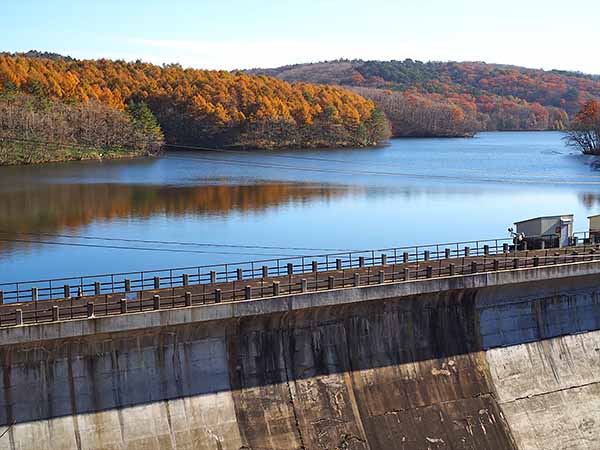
[1, 131, 600, 283]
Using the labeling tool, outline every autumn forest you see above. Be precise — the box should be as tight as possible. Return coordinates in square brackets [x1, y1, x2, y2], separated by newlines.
[1, 52, 600, 164]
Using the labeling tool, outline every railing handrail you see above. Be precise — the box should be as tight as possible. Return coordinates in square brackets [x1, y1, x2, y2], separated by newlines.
[0, 235, 515, 288]
[0, 231, 591, 304]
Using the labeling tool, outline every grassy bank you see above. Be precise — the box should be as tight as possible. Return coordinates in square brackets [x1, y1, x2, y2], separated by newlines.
[0, 140, 153, 166]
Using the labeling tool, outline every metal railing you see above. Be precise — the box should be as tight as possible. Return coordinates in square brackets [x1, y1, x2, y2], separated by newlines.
[1, 243, 600, 328]
[0, 236, 518, 304]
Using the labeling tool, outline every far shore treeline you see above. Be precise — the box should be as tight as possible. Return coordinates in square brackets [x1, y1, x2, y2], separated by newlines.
[0, 52, 390, 165]
[1, 52, 600, 165]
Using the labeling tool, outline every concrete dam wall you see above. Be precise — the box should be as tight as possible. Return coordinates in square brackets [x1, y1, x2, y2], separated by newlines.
[0, 263, 600, 450]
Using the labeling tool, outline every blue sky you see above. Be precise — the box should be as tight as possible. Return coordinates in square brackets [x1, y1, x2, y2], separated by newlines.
[2, 0, 599, 73]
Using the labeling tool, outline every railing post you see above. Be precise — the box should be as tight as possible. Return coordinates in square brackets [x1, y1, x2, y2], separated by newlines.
[272, 282, 280, 297]
[52, 305, 59, 322]
[423, 251, 430, 261]
[523, 241, 528, 251]
[449, 264, 455, 276]
[426, 266, 433, 278]
[312, 261, 318, 273]
[77, 287, 83, 298]
[471, 261, 477, 273]
[237, 268, 244, 281]
[183, 273, 190, 287]
[336, 259, 342, 271]
[540, 240, 546, 250]
[262, 266, 269, 279]
[301, 279, 308, 293]
[503, 243, 509, 253]
[0, 290, 3, 305]
[381, 254, 387, 266]
[185, 291, 192, 306]
[287, 263, 294, 275]
[210, 271, 217, 284]
[513, 258, 519, 269]
[354, 273, 361, 287]
[403, 267, 410, 280]
[153, 295, 160, 310]
[484, 245, 490, 256]
[63, 284, 70, 299]
[124, 279, 131, 292]
[378, 270, 385, 284]
[87, 302, 95, 318]
[120, 298, 127, 314]
[15, 309, 23, 326]
[464, 246, 470, 257]
[493, 259, 499, 271]
[154, 276, 160, 290]
[245, 285, 252, 300]
[534, 256, 540, 267]
[215, 289, 222, 303]
[94, 282, 101, 296]
[359, 257, 365, 268]
[444, 248, 451, 259]
[328, 276, 335, 290]
[403, 252, 409, 263]
[31, 287, 38, 302]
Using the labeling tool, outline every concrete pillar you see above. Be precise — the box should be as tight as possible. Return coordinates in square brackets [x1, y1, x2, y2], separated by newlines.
[287, 263, 294, 275]
[423, 251, 430, 261]
[272, 282, 280, 297]
[86, 302, 94, 318]
[120, 299, 127, 314]
[359, 257, 365, 268]
[378, 270, 385, 284]
[52, 305, 59, 322]
[484, 245, 490, 256]
[449, 263, 455, 276]
[215, 289, 222, 303]
[124, 279, 131, 292]
[403, 268, 410, 280]
[153, 295, 160, 310]
[336, 259, 342, 271]
[63, 284, 70, 299]
[15, 309, 23, 326]
[301, 279, 308, 293]
[493, 259, 500, 271]
[541, 240, 546, 250]
[31, 287, 38, 302]
[185, 291, 192, 306]
[403, 252, 409, 263]
[94, 281, 101, 296]
[245, 285, 252, 300]
[210, 271, 217, 284]
[381, 254, 388, 266]
[503, 243, 509, 253]
[353, 273, 361, 287]
[312, 261, 318, 273]
[237, 268, 243, 281]
[464, 246, 470, 257]
[445, 248, 451, 259]
[182, 273, 189, 287]
[328, 276, 335, 290]
[426, 266, 433, 278]
[153, 276, 160, 290]
[262, 266, 269, 279]
[471, 261, 478, 273]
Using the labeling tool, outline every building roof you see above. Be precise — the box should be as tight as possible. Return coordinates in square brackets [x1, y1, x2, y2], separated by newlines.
[514, 214, 573, 225]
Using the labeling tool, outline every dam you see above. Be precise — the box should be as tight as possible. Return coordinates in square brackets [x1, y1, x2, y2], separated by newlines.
[0, 244, 599, 449]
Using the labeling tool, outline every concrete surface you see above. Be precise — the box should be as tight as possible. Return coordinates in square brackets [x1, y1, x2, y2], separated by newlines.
[0, 261, 599, 449]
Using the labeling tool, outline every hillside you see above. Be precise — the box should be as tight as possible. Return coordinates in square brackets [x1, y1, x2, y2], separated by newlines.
[0, 54, 390, 160]
[249, 59, 600, 135]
